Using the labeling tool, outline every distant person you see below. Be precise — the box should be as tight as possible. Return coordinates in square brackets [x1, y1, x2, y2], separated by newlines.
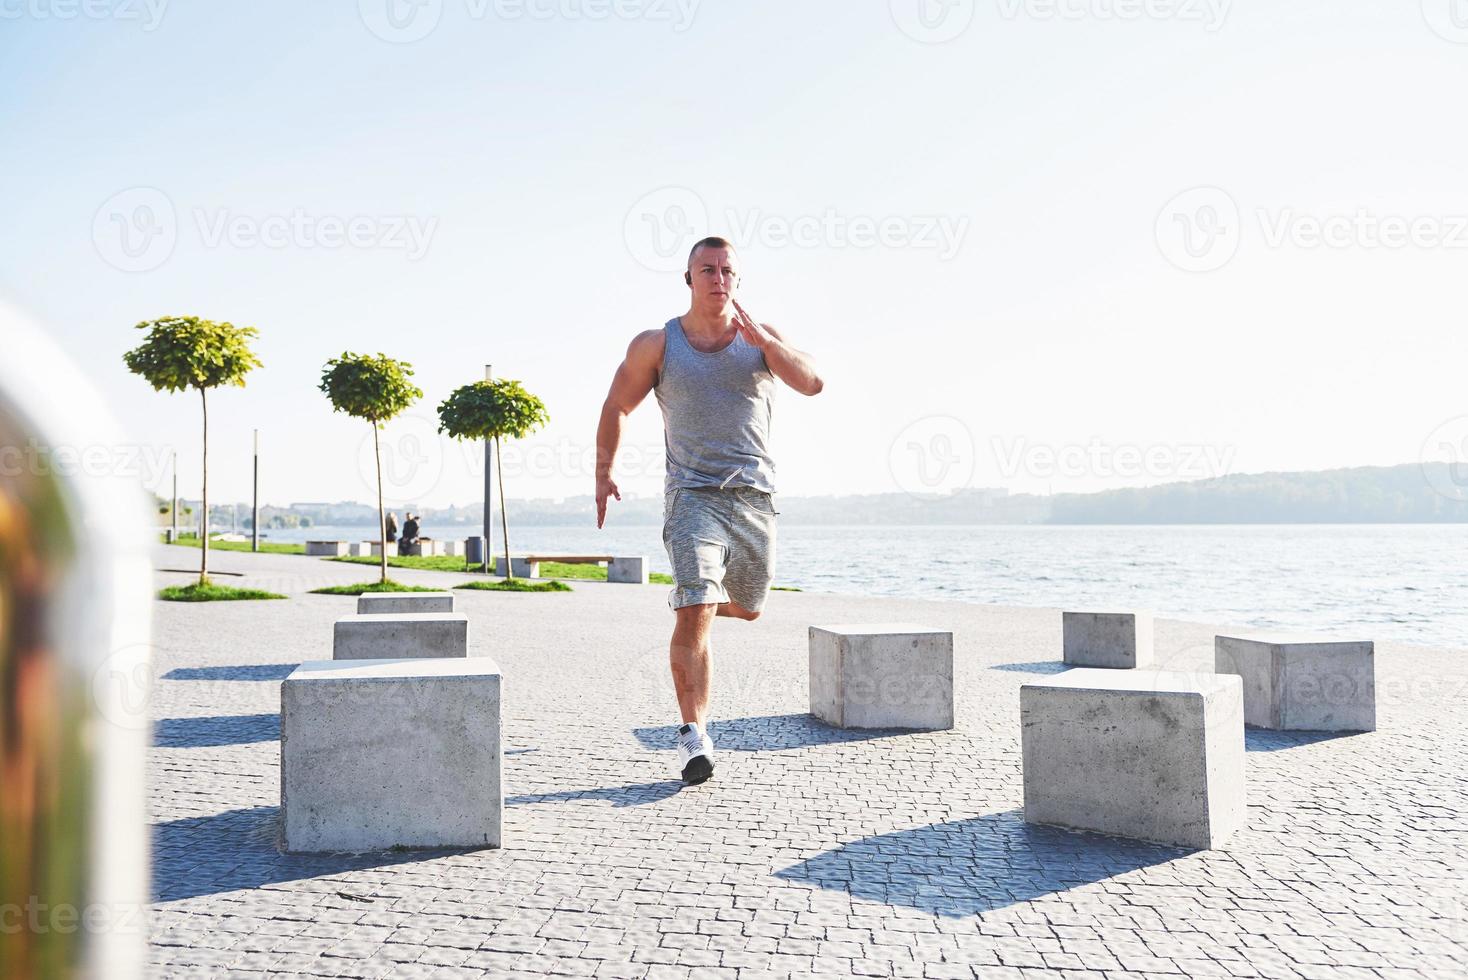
[385, 511, 398, 543]
[400, 513, 420, 556]
[595, 236, 824, 785]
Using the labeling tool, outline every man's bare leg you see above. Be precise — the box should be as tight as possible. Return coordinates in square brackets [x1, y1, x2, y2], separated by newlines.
[715, 600, 761, 621]
[670, 603, 718, 725]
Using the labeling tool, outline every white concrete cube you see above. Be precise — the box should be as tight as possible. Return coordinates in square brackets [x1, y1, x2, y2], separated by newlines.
[369, 540, 397, 558]
[607, 556, 648, 584]
[281, 657, 502, 852]
[442, 539, 464, 557]
[347, 541, 369, 557]
[356, 592, 455, 615]
[418, 539, 444, 557]
[1063, 610, 1154, 669]
[808, 624, 954, 730]
[304, 540, 348, 557]
[1215, 633, 1375, 732]
[494, 556, 539, 578]
[1021, 668, 1245, 849]
[332, 612, 468, 660]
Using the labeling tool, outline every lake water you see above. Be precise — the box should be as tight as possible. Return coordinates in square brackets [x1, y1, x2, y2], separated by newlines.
[256, 523, 1468, 650]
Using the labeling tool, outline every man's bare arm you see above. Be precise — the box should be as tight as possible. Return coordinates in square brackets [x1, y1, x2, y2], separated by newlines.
[732, 300, 824, 396]
[759, 325, 824, 396]
[595, 330, 662, 528]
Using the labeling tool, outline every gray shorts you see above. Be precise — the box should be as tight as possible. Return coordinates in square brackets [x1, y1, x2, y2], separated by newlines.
[662, 486, 777, 612]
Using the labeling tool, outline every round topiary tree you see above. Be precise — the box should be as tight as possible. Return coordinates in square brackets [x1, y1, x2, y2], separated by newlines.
[318, 352, 422, 584]
[437, 378, 549, 579]
[123, 315, 262, 585]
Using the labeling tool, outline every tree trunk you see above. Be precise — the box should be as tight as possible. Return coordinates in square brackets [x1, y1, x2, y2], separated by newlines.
[199, 386, 209, 585]
[497, 436, 512, 580]
[374, 422, 388, 585]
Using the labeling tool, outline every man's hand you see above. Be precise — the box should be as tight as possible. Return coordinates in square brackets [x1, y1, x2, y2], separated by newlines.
[731, 298, 824, 396]
[732, 299, 776, 350]
[595, 475, 621, 528]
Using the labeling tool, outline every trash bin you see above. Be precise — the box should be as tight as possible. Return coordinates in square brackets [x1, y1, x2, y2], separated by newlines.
[465, 535, 485, 567]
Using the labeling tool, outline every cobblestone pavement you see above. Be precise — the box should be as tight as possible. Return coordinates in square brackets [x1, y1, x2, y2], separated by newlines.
[144, 545, 1468, 978]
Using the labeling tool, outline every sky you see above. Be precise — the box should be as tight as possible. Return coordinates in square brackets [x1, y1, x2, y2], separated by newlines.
[2, 1, 1465, 511]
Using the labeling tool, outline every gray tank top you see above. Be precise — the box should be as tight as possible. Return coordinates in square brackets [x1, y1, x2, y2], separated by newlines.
[654, 316, 777, 494]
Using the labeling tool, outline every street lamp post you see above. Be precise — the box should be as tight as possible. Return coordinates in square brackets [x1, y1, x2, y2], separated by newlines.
[482, 363, 493, 572]
[252, 429, 260, 552]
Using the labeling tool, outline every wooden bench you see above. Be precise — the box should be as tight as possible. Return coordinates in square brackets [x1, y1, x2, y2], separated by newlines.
[493, 554, 647, 583]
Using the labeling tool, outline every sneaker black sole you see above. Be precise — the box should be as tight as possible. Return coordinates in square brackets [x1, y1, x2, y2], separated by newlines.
[681, 754, 714, 785]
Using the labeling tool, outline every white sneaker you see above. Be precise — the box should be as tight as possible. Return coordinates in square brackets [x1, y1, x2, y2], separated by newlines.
[677, 722, 715, 784]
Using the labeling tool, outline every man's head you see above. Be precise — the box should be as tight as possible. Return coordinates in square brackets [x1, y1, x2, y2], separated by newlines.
[685, 237, 739, 309]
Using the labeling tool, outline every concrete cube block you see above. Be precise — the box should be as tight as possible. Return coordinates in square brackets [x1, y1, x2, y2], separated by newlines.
[443, 539, 463, 557]
[369, 541, 397, 558]
[1021, 668, 1245, 849]
[1215, 633, 1375, 732]
[808, 624, 954, 730]
[281, 657, 502, 852]
[355, 591, 455, 615]
[332, 612, 468, 660]
[304, 540, 348, 557]
[494, 556, 539, 578]
[418, 539, 444, 557]
[1063, 610, 1154, 668]
[608, 556, 648, 584]
[347, 541, 369, 557]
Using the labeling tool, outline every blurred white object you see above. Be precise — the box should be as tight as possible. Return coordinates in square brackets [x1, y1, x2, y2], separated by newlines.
[0, 301, 151, 980]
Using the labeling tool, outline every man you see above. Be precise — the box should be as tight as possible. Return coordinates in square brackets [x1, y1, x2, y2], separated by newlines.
[399, 512, 420, 557]
[595, 237, 824, 784]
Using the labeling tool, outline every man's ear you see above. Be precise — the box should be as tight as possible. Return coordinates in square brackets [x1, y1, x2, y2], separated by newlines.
[684, 271, 692, 286]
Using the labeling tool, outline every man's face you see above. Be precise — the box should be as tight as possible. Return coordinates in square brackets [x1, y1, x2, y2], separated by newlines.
[688, 246, 739, 305]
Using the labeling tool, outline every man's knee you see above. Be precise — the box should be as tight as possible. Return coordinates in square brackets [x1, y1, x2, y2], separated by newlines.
[674, 602, 718, 628]
[722, 602, 761, 621]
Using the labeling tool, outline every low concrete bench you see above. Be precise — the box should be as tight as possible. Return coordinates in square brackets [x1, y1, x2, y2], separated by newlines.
[493, 554, 648, 584]
[304, 540, 348, 557]
[1215, 633, 1375, 732]
[280, 657, 503, 852]
[1021, 668, 1245, 849]
[1063, 610, 1154, 668]
[809, 624, 954, 730]
[333, 613, 468, 660]
[356, 592, 455, 615]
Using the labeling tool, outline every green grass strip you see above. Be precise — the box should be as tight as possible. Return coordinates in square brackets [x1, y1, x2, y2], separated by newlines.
[455, 578, 572, 593]
[308, 580, 447, 596]
[158, 580, 287, 601]
[161, 533, 306, 555]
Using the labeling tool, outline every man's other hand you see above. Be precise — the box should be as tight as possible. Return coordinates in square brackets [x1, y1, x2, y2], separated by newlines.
[596, 475, 621, 528]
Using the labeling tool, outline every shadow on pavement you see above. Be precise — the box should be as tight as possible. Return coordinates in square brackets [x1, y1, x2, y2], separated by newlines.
[775, 807, 1188, 917]
[633, 714, 916, 753]
[1245, 728, 1368, 752]
[988, 661, 1070, 675]
[163, 663, 298, 681]
[151, 806, 455, 902]
[506, 780, 684, 808]
[154, 713, 279, 748]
